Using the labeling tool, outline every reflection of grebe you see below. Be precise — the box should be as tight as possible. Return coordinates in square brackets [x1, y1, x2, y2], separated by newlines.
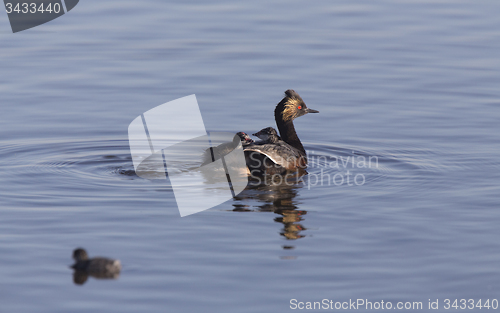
[233, 183, 308, 248]
[243, 90, 319, 175]
[71, 248, 121, 285]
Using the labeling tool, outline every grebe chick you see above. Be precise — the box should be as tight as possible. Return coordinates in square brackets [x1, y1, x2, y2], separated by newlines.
[236, 132, 254, 146]
[252, 127, 281, 144]
[71, 248, 121, 276]
[244, 90, 319, 175]
[201, 132, 253, 166]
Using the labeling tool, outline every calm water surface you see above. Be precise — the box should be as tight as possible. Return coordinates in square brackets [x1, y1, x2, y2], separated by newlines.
[1, 0, 500, 312]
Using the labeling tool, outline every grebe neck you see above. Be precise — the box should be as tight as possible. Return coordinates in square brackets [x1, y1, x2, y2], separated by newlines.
[276, 118, 306, 156]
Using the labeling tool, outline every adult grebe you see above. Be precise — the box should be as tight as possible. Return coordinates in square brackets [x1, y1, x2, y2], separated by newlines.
[244, 90, 319, 175]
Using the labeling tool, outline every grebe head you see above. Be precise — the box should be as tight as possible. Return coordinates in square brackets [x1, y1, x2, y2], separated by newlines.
[236, 132, 254, 145]
[275, 89, 319, 123]
[73, 248, 89, 262]
[252, 127, 279, 141]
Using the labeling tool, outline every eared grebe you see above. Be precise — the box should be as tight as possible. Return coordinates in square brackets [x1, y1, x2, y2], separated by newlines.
[244, 90, 319, 175]
[71, 248, 121, 283]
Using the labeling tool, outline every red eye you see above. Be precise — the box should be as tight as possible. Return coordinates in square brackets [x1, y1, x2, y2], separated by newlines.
[298, 106, 302, 110]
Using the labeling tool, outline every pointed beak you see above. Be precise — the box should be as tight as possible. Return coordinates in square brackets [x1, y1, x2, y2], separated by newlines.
[305, 108, 319, 114]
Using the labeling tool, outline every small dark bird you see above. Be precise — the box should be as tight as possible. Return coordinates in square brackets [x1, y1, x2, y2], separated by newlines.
[252, 127, 281, 144]
[236, 132, 254, 146]
[70, 248, 121, 284]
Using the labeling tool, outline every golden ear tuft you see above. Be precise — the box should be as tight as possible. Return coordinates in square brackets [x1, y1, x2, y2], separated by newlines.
[282, 98, 300, 121]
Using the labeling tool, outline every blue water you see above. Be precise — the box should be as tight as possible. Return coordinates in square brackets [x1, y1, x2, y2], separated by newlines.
[1, 0, 500, 312]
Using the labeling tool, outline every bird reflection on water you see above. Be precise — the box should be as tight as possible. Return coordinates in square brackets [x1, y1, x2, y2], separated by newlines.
[233, 176, 308, 249]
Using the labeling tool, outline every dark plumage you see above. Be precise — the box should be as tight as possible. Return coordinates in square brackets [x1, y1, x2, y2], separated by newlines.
[252, 127, 281, 144]
[243, 90, 319, 176]
[71, 248, 121, 284]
